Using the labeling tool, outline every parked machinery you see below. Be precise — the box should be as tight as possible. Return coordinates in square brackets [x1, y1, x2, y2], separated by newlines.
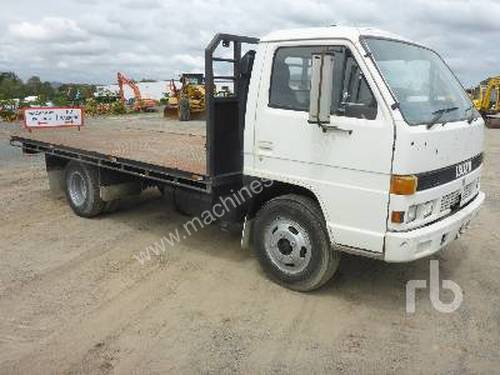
[164, 74, 206, 121]
[0, 99, 28, 122]
[117, 72, 157, 112]
[470, 76, 500, 127]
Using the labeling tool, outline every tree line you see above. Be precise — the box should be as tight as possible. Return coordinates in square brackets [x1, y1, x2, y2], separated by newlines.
[0, 72, 96, 106]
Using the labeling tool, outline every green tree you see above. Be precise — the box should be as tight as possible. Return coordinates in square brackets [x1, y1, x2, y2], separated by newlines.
[54, 84, 96, 106]
[0, 72, 25, 100]
[24, 76, 55, 104]
[40, 81, 55, 102]
[0, 72, 96, 106]
[25, 76, 42, 95]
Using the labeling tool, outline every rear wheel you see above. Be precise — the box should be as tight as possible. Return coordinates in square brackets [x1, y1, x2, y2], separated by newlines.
[253, 194, 340, 292]
[65, 161, 105, 217]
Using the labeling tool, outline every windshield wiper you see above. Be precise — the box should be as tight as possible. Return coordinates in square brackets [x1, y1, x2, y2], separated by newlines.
[427, 106, 459, 129]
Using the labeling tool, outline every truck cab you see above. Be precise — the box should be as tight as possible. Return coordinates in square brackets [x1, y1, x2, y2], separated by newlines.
[243, 26, 484, 283]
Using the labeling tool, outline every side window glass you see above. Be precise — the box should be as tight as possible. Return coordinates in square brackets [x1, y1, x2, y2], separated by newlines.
[333, 51, 378, 120]
[269, 46, 378, 120]
[269, 47, 314, 111]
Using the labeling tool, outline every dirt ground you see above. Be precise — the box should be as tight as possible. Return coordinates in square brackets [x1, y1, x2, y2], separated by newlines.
[0, 115, 499, 374]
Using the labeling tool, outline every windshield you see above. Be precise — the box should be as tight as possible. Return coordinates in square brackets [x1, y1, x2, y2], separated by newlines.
[364, 38, 475, 126]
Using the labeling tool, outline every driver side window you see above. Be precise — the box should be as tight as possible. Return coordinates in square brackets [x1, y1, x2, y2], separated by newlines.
[332, 48, 378, 120]
[269, 46, 378, 120]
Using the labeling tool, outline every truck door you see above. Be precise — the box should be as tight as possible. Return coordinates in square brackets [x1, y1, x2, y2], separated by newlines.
[252, 42, 394, 252]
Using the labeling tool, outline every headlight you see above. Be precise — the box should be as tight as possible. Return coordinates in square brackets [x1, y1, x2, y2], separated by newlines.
[406, 201, 434, 223]
[422, 201, 434, 218]
[407, 205, 417, 223]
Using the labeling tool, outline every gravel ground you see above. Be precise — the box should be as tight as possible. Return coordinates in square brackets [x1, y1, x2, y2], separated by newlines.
[0, 115, 499, 374]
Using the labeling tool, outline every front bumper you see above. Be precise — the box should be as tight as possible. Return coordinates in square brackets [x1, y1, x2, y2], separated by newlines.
[384, 191, 485, 263]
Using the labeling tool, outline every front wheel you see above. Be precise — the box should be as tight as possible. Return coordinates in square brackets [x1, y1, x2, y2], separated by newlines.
[253, 194, 341, 292]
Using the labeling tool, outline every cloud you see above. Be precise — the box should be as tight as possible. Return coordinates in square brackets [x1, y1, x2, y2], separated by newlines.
[170, 54, 204, 69]
[80, 17, 128, 39]
[50, 39, 110, 56]
[120, 0, 162, 10]
[57, 61, 69, 69]
[8, 17, 88, 42]
[0, 0, 497, 86]
[415, 0, 500, 34]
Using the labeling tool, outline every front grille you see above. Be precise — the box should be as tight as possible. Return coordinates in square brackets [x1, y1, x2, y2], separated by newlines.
[416, 153, 483, 191]
[440, 190, 461, 212]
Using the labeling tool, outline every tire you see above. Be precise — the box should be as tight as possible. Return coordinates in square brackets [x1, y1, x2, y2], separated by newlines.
[104, 200, 120, 214]
[158, 185, 189, 215]
[64, 161, 105, 218]
[253, 194, 341, 292]
[173, 200, 191, 216]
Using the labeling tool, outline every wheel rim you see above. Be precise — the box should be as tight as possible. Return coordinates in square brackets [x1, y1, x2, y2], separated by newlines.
[68, 171, 87, 207]
[264, 217, 312, 275]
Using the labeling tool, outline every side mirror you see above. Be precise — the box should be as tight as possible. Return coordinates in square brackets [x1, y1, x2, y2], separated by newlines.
[309, 53, 334, 125]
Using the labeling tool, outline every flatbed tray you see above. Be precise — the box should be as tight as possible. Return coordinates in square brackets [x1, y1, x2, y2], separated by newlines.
[10, 116, 211, 191]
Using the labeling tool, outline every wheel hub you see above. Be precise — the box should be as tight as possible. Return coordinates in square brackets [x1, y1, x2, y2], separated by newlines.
[68, 171, 87, 207]
[264, 218, 312, 274]
[277, 238, 293, 255]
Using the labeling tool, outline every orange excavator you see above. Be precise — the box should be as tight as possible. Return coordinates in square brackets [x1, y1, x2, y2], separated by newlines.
[117, 72, 157, 112]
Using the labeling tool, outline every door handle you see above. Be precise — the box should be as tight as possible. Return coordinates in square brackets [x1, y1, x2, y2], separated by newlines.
[318, 124, 353, 135]
[329, 126, 353, 135]
[257, 141, 274, 158]
[257, 141, 274, 151]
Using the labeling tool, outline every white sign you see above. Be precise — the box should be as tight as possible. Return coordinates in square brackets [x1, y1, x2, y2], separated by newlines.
[24, 107, 84, 129]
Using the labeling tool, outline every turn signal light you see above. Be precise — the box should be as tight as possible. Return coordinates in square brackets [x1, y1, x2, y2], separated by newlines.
[391, 211, 405, 224]
[390, 175, 418, 195]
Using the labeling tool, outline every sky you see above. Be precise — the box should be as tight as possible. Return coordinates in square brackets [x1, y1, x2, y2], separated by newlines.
[0, 0, 497, 87]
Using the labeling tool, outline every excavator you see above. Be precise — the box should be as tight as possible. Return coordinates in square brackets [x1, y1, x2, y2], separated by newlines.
[471, 76, 500, 127]
[117, 72, 157, 112]
[164, 73, 206, 121]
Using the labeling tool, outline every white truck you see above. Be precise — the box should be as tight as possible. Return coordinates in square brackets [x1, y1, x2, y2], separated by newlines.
[11, 27, 485, 291]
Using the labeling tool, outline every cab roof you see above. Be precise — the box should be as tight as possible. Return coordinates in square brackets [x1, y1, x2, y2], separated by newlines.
[260, 26, 413, 44]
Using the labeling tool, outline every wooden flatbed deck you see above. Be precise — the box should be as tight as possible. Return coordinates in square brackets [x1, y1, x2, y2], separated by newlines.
[11, 118, 207, 176]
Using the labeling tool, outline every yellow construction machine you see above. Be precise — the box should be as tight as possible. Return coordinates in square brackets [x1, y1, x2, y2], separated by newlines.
[164, 74, 206, 121]
[469, 76, 500, 128]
